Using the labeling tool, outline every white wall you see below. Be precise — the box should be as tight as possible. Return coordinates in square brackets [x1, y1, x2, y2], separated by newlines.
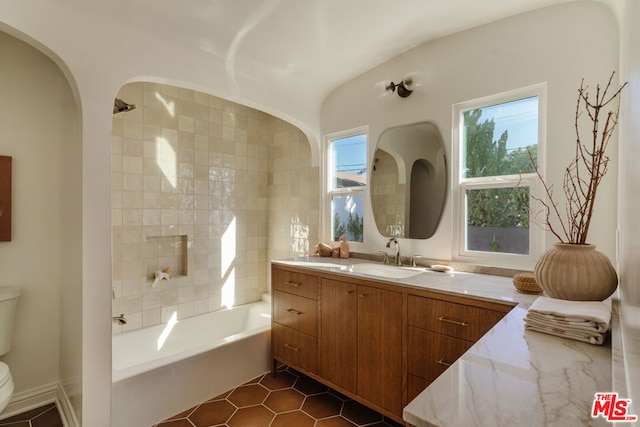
[0, 31, 81, 417]
[321, 2, 619, 269]
[617, 0, 640, 409]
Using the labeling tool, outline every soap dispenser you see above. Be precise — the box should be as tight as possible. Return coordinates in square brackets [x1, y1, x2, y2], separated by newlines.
[340, 235, 349, 258]
[332, 236, 341, 257]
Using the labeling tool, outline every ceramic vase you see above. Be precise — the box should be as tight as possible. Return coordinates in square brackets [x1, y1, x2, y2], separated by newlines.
[534, 243, 618, 301]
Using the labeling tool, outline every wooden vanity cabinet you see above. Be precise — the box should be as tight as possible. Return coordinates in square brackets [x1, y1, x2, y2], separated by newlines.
[271, 264, 512, 424]
[406, 294, 510, 401]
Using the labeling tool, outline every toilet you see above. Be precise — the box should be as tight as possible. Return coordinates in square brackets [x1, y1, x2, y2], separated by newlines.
[0, 286, 21, 414]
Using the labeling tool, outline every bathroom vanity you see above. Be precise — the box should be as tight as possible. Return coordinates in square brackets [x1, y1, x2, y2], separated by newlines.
[271, 257, 613, 427]
[271, 259, 514, 423]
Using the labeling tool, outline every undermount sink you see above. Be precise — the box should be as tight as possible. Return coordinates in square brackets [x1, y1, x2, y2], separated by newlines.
[348, 263, 425, 279]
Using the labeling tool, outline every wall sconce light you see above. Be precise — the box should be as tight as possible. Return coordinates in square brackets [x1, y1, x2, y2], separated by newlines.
[375, 71, 423, 98]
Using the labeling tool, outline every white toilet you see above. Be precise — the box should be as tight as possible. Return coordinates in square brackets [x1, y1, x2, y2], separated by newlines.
[0, 286, 21, 414]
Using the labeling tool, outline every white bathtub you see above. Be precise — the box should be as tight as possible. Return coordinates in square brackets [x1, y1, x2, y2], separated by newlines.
[111, 296, 272, 427]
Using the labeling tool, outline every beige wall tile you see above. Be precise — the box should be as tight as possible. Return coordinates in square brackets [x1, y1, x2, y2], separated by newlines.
[112, 82, 318, 334]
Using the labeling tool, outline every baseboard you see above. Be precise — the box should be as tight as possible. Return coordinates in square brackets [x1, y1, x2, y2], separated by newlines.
[56, 382, 80, 427]
[0, 382, 57, 420]
[0, 381, 79, 427]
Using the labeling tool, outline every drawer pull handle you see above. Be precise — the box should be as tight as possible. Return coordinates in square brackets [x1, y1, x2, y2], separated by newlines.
[437, 358, 452, 367]
[286, 308, 303, 316]
[345, 290, 355, 294]
[284, 343, 300, 352]
[437, 316, 468, 327]
[284, 280, 301, 287]
[359, 293, 368, 298]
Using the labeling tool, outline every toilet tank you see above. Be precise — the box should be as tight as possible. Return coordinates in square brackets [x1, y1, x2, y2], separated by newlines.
[0, 287, 20, 356]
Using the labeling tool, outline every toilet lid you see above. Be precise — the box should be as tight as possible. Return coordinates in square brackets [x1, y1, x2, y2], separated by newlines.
[0, 363, 9, 388]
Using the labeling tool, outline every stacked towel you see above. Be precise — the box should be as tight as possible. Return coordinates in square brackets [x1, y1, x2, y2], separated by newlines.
[524, 296, 611, 345]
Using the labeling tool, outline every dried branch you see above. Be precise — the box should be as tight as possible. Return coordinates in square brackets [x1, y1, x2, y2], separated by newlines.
[529, 72, 627, 244]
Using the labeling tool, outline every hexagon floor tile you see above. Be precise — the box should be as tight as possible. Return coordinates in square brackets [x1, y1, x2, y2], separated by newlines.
[155, 366, 404, 427]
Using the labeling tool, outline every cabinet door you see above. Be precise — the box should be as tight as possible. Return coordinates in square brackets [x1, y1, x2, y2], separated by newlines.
[357, 285, 402, 415]
[319, 278, 357, 393]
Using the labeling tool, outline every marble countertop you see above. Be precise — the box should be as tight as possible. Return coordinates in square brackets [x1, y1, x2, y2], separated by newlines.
[272, 256, 613, 427]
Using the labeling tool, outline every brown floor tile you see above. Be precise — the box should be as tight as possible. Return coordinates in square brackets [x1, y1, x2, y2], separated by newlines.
[227, 405, 274, 427]
[0, 403, 56, 422]
[294, 374, 329, 395]
[264, 388, 305, 413]
[383, 416, 406, 426]
[0, 403, 63, 427]
[227, 383, 269, 407]
[260, 369, 298, 390]
[0, 422, 30, 427]
[271, 410, 316, 427]
[163, 406, 195, 421]
[316, 416, 357, 426]
[207, 389, 232, 401]
[155, 419, 194, 427]
[189, 400, 236, 426]
[342, 399, 384, 425]
[158, 366, 401, 427]
[302, 392, 344, 418]
[242, 374, 264, 385]
[31, 406, 65, 427]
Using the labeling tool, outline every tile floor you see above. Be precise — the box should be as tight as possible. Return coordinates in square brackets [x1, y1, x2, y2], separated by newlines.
[155, 366, 404, 427]
[0, 403, 63, 427]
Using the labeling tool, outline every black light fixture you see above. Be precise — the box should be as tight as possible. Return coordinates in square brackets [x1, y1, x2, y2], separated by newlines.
[113, 98, 136, 114]
[375, 71, 423, 98]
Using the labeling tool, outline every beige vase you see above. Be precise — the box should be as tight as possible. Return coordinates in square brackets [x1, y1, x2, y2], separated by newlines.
[534, 243, 618, 301]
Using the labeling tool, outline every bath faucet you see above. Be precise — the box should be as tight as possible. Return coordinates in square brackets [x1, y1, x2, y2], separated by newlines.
[386, 238, 401, 266]
[113, 314, 127, 325]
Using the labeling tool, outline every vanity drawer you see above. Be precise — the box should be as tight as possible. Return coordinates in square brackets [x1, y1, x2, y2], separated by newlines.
[273, 290, 318, 336]
[407, 374, 431, 403]
[407, 326, 473, 382]
[408, 295, 505, 342]
[272, 267, 318, 299]
[272, 323, 317, 373]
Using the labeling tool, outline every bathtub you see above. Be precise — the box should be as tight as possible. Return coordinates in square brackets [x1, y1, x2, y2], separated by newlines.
[111, 296, 272, 427]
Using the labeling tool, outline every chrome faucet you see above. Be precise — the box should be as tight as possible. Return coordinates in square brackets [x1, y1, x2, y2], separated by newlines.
[113, 314, 127, 325]
[386, 238, 401, 266]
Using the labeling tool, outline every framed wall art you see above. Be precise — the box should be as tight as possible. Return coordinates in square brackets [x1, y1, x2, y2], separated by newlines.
[0, 156, 11, 241]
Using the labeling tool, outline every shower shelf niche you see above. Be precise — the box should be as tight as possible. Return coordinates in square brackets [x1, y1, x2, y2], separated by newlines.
[145, 235, 188, 282]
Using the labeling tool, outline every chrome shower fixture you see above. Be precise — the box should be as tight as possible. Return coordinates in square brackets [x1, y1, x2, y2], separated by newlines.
[113, 98, 136, 114]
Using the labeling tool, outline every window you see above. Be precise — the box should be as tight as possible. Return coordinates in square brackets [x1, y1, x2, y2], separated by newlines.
[452, 84, 545, 268]
[324, 127, 368, 244]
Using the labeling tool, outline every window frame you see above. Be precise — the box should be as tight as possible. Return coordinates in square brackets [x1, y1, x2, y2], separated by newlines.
[322, 126, 369, 249]
[451, 83, 547, 269]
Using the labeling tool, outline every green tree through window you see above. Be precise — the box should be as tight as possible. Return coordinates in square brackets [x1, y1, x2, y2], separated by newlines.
[464, 109, 537, 229]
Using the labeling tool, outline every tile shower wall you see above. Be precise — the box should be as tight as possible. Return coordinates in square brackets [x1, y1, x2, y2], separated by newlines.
[112, 82, 319, 333]
[267, 119, 320, 263]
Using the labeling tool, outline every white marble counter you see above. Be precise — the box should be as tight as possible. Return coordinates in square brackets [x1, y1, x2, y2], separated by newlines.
[273, 256, 613, 427]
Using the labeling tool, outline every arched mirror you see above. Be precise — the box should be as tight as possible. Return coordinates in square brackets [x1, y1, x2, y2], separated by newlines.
[371, 121, 447, 239]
